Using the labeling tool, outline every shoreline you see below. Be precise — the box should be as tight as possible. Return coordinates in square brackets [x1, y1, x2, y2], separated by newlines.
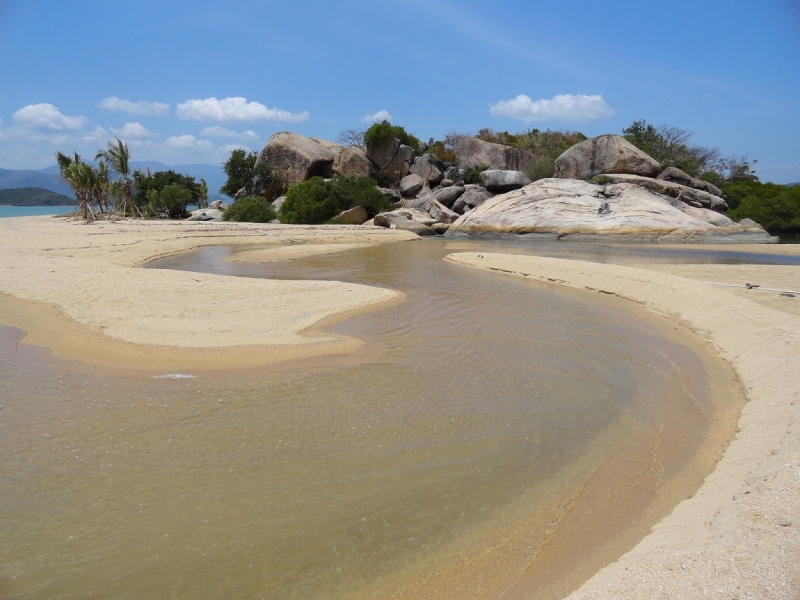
[446, 252, 800, 598]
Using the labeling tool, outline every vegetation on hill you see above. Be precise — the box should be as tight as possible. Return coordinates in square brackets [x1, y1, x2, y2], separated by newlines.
[725, 181, 800, 233]
[279, 176, 392, 224]
[0, 187, 74, 206]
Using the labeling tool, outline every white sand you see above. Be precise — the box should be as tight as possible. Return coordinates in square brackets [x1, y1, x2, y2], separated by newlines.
[446, 252, 800, 599]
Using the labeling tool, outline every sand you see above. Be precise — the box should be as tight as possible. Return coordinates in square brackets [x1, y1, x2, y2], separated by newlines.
[1, 215, 797, 597]
[0, 217, 416, 370]
[446, 252, 800, 599]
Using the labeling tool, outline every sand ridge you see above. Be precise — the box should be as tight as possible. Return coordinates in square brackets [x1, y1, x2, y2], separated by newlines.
[0, 217, 416, 370]
[446, 252, 800, 599]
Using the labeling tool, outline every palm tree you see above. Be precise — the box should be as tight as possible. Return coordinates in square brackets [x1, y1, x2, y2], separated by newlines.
[56, 151, 96, 220]
[96, 137, 139, 217]
[198, 178, 209, 209]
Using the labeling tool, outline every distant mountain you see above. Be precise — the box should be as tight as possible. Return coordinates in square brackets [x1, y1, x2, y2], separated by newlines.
[788, 182, 799, 187]
[1, 162, 230, 200]
[0, 187, 74, 206]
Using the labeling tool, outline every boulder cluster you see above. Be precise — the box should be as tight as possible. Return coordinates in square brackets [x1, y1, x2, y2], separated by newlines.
[222, 130, 774, 243]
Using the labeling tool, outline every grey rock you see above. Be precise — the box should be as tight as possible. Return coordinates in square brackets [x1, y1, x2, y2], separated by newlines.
[443, 166, 466, 185]
[336, 205, 369, 224]
[366, 137, 413, 184]
[374, 210, 437, 236]
[398, 144, 416, 164]
[399, 174, 425, 197]
[480, 170, 532, 193]
[208, 200, 227, 209]
[430, 222, 451, 235]
[256, 132, 340, 189]
[333, 146, 374, 179]
[657, 167, 724, 197]
[409, 154, 444, 185]
[597, 173, 728, 212]
[428, 199, 460, 224]
[378, 187, 401, 202]
[454, 137, 539, 172]
[445, 178, 775, 243]
[452, 198, 467, 214]
[271, 196, 286, 211]
[554, 134, 661, 179]
[439, 179, 454, 188]
[432, 185, 465, 208]
[460, 184, 495, 209]
[186, 208, 223, 222]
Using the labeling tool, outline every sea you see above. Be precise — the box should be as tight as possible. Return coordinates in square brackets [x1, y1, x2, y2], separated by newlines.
[0, 205, 74, 218]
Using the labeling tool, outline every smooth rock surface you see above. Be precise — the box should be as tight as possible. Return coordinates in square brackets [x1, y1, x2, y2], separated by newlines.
[554, 135, 661, 179]
[446, 178, 774, 242]
[333, 146, 374, 179]
[454, 137, 539, 172]
[432, 185, 465, 208]
[336, 205, 369, 225]
[256, 132, 339, 189]
[374, 210, 437, 236]
[399, 174, 425, 197]
[481, 170, 532, 192]
[186, 208, 223, 222]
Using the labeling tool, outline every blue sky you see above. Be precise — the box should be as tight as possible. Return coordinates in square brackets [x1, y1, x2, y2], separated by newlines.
[0, 0, 798, 182]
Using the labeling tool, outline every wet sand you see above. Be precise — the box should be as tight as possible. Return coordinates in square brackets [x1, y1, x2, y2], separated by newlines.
[447, 252, 800, 599]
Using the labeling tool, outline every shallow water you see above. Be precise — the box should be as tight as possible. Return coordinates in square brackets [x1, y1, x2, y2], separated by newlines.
[0, 239, 744, 599]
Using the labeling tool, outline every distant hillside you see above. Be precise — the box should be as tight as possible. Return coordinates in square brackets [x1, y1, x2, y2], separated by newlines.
[1, 162, 229, 199]
[0, 187, 75, 206]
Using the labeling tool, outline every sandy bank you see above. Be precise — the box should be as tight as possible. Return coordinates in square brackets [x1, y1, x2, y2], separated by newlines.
[446, 252, 799, 599]
[0, 217, 416, 370]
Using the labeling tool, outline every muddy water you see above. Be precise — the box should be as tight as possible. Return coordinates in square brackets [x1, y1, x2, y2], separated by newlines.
[1, 240, 742, 599]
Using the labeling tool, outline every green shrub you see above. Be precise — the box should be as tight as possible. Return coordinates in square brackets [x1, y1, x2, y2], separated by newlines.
[146, 184, 193, 219]
[589, 175, 615, 185]
[279, 176, 391, 224]
[363, 120, 421, 154]
[464, 165, 489, 185]
[134, 169, 201, 207]
[726, 181, 800, 233]
[222, 196, 277, 223]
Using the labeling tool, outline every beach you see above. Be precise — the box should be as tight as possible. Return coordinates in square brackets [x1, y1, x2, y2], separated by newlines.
[0, 215, 797, 598]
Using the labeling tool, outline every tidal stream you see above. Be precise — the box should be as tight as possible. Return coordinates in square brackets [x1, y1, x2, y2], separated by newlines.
[0, 239, 765, 599]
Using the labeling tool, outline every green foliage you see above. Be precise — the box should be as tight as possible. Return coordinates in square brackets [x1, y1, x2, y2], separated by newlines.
[133, 169, 202, 208]
[464, 165, 489, 185]
[220, 149, 257, 197]
[425, 139, 457, 164]
[363, 120, 421, 154]
[222, 196, 277, 223]
[0, 187, 74, 206]
[622, 120, 722, 177]
[279, 176, 391, 224]
[474, 128, 587, 180]
[147, 184, 193, 219]
[725, 181, 800, 233]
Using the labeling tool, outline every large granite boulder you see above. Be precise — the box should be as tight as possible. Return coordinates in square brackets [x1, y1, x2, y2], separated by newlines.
[480, 170, 532, 193]
[432, 185, 465, 208]
[454, 137, 539, 173]
[445, 178, 776, 242]
[335, 205, 369, 225]
[657, 167, 724, 197]
[409, 154, 444, 185]
[366, 137, 413, 183]
[333, 146, 374, 179]
[399, 174, 425, 197]
[443, 166, 466, 185]
[256, 132, 339, 189]
[186, 208, 223, 221]
[598, 173, 728, 212]
[271, 196, 286, 212]
[554, 135, 661, 180]
[460, 185, 495, 209]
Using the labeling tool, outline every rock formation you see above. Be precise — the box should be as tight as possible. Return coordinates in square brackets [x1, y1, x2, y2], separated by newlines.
[454, 137, 539, 172]
[553, 134, 661, 179]
[256, 132, 340, 189]
[445, 178, 775, 243]
[333, 146, 374, 179]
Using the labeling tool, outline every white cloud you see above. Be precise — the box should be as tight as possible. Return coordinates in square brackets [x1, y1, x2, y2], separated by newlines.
[110, 122, 157, 139]
[489, 94, 615, 123]
[176, 97, 308, 123]
[82, 126, 109, 143]
[12, 103, 87, 131]
[165, 135, 215, 152]
[201, 126, 259, 142]
[363, 110, 392, 123]
[97, 97, 170, 116]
